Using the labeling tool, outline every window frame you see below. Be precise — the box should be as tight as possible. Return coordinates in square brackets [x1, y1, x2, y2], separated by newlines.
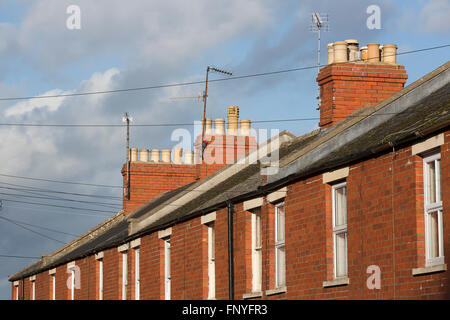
[164, 237, 171, 300]
[207, 223, 216, 299]
[274, 202, 286, 288]
[98, 259, 103, 300]
[332, 181, 348, 279]
[121, 251, 128, 300]
[251, 208, 262, 293]
[423, 152, 444, 267]
[135, 247, 140, 300]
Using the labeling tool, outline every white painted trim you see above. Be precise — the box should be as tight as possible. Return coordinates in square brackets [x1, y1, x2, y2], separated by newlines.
[201, 212, 216, 225]
[118, 243, 130, 252]
[130, 238, 141, 249]
[95, 252, 104, 260]
[158, 227, 172, 239]
[243, 292, 262, 299]
[67, 261, 76, 269]
[323, 167, 349, 184]
[323, 277, 349, 288]
[29, 275, 36, 281]
[412, 133, 444, 155]
[243, 197, 263, 211]
[412, 264, 447, 276]
[265, 286, 287, 296]
[267, 187, 287, 203]
[13, 281, 19, 286]
[48, 268, 56, 275]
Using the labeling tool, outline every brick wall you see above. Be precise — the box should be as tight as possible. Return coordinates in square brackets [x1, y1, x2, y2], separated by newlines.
[317, 63, 408, 129]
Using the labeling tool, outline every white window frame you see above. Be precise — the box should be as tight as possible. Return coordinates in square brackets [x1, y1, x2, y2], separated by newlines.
[98, 259, 103, 300]
[14, 284, 19, 300]
[135, 247, 140, 300]
[164, 238, 171, 300]
[275, 202, 286, 288]
[332, 182, 348, 278]
[423, 152, 444, 267]
[122, 252, 128, 300]
[51, 274, 55, 300]
[207, 223, 216, 299]
[70, 268, 75, 300]
[31, 280, 35, 300]
[251, 208, 262, 293]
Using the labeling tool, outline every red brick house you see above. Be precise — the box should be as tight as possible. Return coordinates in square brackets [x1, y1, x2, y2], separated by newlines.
[9, 41, 450, 300]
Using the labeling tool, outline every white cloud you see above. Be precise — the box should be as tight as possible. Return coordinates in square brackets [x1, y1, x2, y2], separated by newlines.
[419, 0, 450, 33]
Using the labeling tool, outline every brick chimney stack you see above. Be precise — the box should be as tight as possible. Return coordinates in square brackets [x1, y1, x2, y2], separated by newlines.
[121, 105, 257, 215]
[317, 40, 408, 129]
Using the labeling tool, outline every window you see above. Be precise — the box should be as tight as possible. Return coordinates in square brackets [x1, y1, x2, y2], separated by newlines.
[69, 268, 75, 300]
[275, 202, 286, 288]
[98, 259, 103, 300]
[207, 223, 215, 299]
[14, 283, 19, 300]
[424, 153, 444, 266]
[135, 248, 140, 300]
[332, 182, 347, 278]
[31, 279, 35, 300]
[122, 252, 128, 300]
[51, 274, 55, 300]
[251, 208, 262, 292]
[164, 238, 171, 300]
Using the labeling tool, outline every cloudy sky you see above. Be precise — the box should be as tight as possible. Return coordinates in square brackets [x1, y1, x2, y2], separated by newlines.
[0, 0, 449, 299]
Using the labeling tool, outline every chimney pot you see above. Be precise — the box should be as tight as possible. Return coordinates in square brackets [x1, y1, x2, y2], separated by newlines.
[150, 149, 160, 162]
[140, 149, 149, 162]
[360, 46, 368, 61]
[214, 118, 225, 135]
[333, 41, 348, 63]
[205, 118, 212, 136]
[227, 105, 239, 135]
[327, 43, 334, 64]
[130, 148, 138, 162]
[367, 43, 380, 63]
[240, 120, 251, 136]
[345, 39, 359, 61]
[184, 150, 194, 164]
[161, 149, 171, 163]
[173, 147, 182, 164]
[382, 44, 397, 64]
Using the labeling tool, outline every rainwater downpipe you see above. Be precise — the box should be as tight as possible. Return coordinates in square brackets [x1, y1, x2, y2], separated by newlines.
[227, 201, 234, 300]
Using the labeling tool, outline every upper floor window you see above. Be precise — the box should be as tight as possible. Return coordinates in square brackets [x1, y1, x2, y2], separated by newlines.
[332, 182, 347, 278]
[275, 202, 286, 288]
[423, 152, 444, 266]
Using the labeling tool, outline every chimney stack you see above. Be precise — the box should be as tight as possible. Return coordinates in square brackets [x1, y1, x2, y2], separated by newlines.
[318, 39, 408, 129]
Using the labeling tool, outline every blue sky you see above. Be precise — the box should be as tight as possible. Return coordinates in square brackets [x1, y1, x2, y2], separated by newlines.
[0, 0, 449, 300]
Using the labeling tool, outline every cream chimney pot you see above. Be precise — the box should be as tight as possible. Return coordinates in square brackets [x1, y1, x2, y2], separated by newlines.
[227, 105, 239, 136]
[240, 120, 251, 136]
[205, 118, 212, 136]
[382, 44, 397, 64]
[184, 150, 194, 164]
[327, 43, 334, 64]
[360, 46, 368, 61]
[140, 149, 149, 162]
[161, 149, 171, 163]
[345, 39, 359, 61]
[150, 149, 160, 162]
[130, 148, 138, 162]
[367, 43, 380, 63]
[214, 118, 225, 135]
[333, 41, 348, 63]
[173, 147, 182, 164]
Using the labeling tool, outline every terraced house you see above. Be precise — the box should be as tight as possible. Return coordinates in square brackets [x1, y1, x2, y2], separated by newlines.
[9, 40, 450, 300]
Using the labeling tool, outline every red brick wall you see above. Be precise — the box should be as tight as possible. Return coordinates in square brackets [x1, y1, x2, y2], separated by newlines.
[317, 63, 408, 129]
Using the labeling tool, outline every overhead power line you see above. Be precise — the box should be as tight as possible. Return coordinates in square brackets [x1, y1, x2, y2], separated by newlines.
[0, 44, 447, 102]
[0, 254, 40, 259]
[0, 173, 123, 189]
[0, 215, 66, 244]
[0, 215, 79, 237]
